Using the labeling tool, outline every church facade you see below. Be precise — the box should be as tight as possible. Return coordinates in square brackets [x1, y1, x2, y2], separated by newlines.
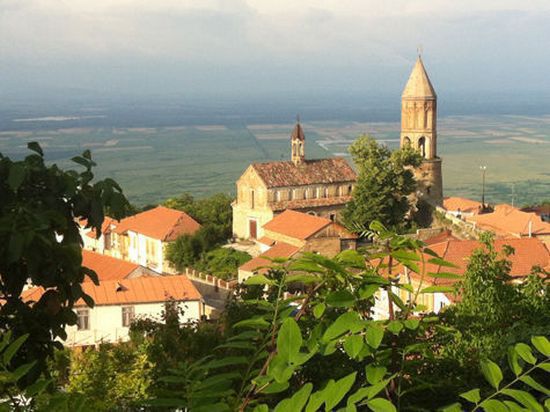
[232, 122, 357, 240]
[400, 56, 443, 206]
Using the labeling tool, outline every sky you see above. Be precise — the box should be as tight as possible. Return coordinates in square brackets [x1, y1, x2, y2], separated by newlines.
[2, 0, 550, 100]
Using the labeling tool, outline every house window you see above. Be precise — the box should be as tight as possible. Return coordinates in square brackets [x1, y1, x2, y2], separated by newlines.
[329, 213, 336, 222]
[122, 306, 135, 327]
[76, 309, 89, 330]
[303, 189, 308, 200]
[250, 189, 255, 209]
[324, 187, 329, 198]
[348, 185, 353, 195]
[275, 190, 281, 202]
[288, 189, 293, 201]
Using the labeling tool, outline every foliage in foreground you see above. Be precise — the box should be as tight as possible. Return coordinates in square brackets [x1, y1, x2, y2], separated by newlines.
[0, 143, 129, 386]
[150, 224, 550, 411]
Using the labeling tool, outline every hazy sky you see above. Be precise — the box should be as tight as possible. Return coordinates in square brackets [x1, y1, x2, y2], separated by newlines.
[2, 0, 550, 99]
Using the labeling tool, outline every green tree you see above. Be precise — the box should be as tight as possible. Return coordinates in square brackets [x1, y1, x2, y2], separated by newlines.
[194, 247, 252, 280]
[0, 143, 129, 383]
[342, 135, 422, 232]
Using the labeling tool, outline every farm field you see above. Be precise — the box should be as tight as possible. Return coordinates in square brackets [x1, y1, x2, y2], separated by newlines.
[0, 115, 548, 206]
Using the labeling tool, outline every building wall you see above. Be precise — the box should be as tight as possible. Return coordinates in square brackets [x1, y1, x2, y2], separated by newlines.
[233, 166, 273, 239]
[65, 300, 202, 346]
[415, 158, 443, 207]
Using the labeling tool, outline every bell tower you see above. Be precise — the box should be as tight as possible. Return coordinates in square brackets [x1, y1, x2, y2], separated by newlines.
[400, 55, 443, 206]
[291, 116, 305, 166]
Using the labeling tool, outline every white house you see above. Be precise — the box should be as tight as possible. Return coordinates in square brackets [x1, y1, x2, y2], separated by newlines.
[23, 275, 204, 347]
[80, 206, 202, 274]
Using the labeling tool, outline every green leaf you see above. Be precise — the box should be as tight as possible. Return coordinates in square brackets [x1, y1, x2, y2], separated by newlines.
[366, 325, 384, 349]
[391, 250, 420, 262]
[286, 274, 319, 284]
[427, 272, 462, 279]
[277, 317, 302, 362]
[27, 141, 44, 156]
[480, 359, 503, 389]
[8, 164, 26, 191]
[233, 317, 270, 329]
[324, 372, 357, 410]
[11, 362, 36, 381]
[505, 346, 522, 377]
[519, 375, 550, 396]
[343, 335, 364, 359]
[245, 275, 274, 286]
[274, 383, 312, 412]
[313, 303, 326, 319]
[365, 397, 396, 412]
[459, 388, 481, 404]
[500, 389, 543, 412]
[326, 290, 355, 308]
[386, 321, 403, 335]
[3, 334, 29, 365]
[531, 336, 550, 356]
[365, 365, 387, 385]
[359, 284, 379, 300]
[479, 399, 508, 412]
[515, 343, 536, 364]
[26, 379, 51, 396]
[252, 405, 269, 412]
[537, 363, 550, 372]
[420, 286, 455, 294]
[203, 356, 248, 369]
[502, 400, 527, 412]
[427, 257, 459, 268]
[403, 319, 420, 330]
[261, 381, 290, 394]
[322, 312, 363, 341]
[439, 403, 463, 412]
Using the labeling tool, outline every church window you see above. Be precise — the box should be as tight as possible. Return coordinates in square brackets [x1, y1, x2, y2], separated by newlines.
[403, 136, 411, 146]
[250, 190, 255, 209]
[419, 137, 427, 158]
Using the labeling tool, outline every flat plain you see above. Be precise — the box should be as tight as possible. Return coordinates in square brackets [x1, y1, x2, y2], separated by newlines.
[0, 115, 548, 206]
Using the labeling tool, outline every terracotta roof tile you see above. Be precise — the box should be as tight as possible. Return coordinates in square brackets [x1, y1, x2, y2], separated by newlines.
[424, 230, 458, 245]
[467, 204, 550, 237]
[271, 196, 352, 212]
[257, 236, 276, 247]
[82, 250, 141, 282]
[23, 275, 202, 307]
[251, 158, 356, 188]
[113, 206, 201, 241]
[443, 197, 482, 215]
[239, 242, 300, 273]
[264, 210, 332, 240]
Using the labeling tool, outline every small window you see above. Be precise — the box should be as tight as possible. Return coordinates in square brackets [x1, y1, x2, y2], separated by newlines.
[288, 190, 294, 201]
[275, 190, 281, 202]
[122, 306, 135, 327]
[348, 185, 353, 195]
[76, 309, 89, 330]
[324, 187, 329, 198]
[304, 189, 308, 200]
[329, 213, 336, 222]
[250, 189, 255, 209]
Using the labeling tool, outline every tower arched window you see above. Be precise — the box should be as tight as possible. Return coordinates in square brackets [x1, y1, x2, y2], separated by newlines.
[418, 137, 426, 158]
[403, 136, 411, 147]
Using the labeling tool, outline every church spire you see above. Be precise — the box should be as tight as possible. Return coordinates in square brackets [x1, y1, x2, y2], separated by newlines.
[291, 115, 305, 165]
[402, 56, 436, 100]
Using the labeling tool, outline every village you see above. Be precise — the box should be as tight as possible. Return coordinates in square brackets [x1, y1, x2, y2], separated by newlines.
[19, 57, 550, 348]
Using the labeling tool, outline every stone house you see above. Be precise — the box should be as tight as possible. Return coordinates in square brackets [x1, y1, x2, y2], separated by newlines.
[238, 210, 357, 282]
[232, 121, 357, 240]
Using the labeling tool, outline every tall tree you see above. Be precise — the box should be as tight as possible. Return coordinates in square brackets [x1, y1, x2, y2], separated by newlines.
[341, 135, 422, 232]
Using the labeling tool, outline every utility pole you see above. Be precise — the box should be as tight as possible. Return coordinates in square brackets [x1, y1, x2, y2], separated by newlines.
[511, 183, 516, 208]
[480, 165, 487, 210]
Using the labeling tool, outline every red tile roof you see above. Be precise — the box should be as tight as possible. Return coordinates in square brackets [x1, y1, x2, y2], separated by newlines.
[239, 242, 300, 273]
[82, 250, 141, 282]
[257, 236, 276, 247]
[264, 210, 332, 240]
[23, 275, 202, 307]
[113, 206, 201, 241]
[251, 158, 356, 188]
[84, 217, 116, 239]
[271, 196, 352, 212]
[443, 197, 482, 215]
[423, 230, 458, 245]
[467, 204, 550, 237]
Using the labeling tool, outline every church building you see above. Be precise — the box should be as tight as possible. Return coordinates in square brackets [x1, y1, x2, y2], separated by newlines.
[400, 56, 443, 206]
[232, 122, 357, 240]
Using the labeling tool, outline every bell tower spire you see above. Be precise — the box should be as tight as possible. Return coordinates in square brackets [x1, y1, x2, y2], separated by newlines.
[291, 115, 305, 166]
[400, 55, 443, 206]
